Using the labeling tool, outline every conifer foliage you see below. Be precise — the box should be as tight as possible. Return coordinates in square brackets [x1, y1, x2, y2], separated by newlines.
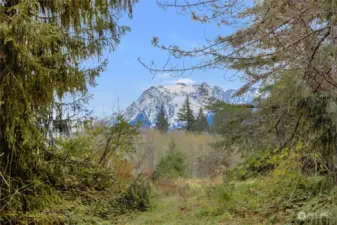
[194, 107, 209, 133]
[177, 95, 195, 131]
[155, 105, 169, 132]
[155, 139, 187, 178]
[0, 0, 138, 219]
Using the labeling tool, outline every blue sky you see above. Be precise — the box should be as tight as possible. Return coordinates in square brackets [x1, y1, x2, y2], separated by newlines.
[88, 1, 244, 118]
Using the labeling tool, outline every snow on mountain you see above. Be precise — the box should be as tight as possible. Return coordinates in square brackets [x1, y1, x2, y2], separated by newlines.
[119, 82, 259, 129]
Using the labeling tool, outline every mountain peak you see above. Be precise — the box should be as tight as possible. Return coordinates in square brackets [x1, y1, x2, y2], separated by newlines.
[120, 83, 258, 129]
[176, 82, 186, 86]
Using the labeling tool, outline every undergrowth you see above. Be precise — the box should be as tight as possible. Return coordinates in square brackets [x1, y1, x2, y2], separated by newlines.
[0, 120, 151, 224]
[201, 143, 337, 224]
[123, 140, 337, 225]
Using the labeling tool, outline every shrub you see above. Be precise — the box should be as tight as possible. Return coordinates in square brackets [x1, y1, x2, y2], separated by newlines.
[116, 177, 151, 213]
[215, 142, 337, 224]
[0, 119, 151, 224]
[155, 139, 188, 179]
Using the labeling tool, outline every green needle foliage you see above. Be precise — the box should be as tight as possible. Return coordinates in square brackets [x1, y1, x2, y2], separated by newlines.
[194, 107, 209, 133]
[178, 95, 195, 131]
[0, 0, 138, 221]
[156, 139, 188, 179]
[155, 105, 169, 132]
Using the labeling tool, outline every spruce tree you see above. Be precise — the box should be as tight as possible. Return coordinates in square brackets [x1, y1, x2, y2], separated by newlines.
[156, 139, 187, 178]
[155, 105, 169, 132]
[0, 0, 137, 212]
[178, 95, 195, 131]
[194, 107, 209, 133]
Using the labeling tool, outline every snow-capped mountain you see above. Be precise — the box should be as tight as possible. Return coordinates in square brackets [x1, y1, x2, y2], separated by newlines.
[116, 82, 259, 129]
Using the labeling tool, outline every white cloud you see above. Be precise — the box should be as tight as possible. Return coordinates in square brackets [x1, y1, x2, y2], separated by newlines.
[150, 70, 197, 87]
[142, 78, 196, 92]
[163, 78, 196, 85]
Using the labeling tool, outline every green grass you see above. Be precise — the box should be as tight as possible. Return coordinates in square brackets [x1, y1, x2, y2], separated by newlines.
[120, 175, 337, 225]
[122, 193, 228, 225]
[120, 178, 269, 225]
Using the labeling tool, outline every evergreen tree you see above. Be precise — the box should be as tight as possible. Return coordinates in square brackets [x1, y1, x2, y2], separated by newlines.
[0, 0, 137, 213]
[177, 95, 195, 131]
[194, 107, 209, 132]
[155, 105, 169, 132]
[155, 139, 187, 178]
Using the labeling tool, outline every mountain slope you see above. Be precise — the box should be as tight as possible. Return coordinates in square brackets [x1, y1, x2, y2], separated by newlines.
[119, 82, 259, 129]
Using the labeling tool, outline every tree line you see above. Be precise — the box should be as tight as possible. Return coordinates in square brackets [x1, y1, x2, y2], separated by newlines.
[155, 95, 209, 133]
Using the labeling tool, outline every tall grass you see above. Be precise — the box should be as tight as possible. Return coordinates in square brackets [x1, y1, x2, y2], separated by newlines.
[131, 129, 241, 178]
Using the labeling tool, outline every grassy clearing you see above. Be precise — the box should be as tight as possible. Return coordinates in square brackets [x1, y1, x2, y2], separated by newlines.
[121, 178, 225, 225]
[121, 178, 268, 225]
[120, 131, 253, 225]
[122, 170, 337, 225]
